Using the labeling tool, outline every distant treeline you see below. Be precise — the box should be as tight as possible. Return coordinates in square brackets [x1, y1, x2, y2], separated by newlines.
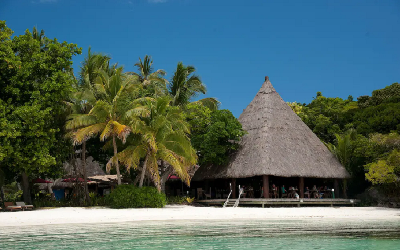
[289, 83, 400, 198]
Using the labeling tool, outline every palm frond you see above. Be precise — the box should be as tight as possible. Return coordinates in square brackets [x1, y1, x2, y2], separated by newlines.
[112, 120, 131, 143]
[146, 152, 161, 191]
[66, 114, 98, 130]
[117, 145, 147, 170]
[192, 97, 220, 111]
[73, 123, 107, 145]
[125, 106, 151, 119]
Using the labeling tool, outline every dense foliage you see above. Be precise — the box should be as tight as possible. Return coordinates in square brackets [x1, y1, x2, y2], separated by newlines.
[106, 185, 166, 208]
[0, 21, 81, 203]
[291, 83, 400, 198]
[184, 104, 246, 166]
[0, 20, 245, 207]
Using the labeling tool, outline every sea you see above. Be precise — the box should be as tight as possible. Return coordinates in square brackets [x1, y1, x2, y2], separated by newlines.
[1, 219, 400, 249]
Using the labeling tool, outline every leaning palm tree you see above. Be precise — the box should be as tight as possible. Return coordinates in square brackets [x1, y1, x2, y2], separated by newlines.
[129, 55, 168, 97]
[70, 66, 138, 185]
[169, 62, 219, 110]
[115, 96, 197, 192]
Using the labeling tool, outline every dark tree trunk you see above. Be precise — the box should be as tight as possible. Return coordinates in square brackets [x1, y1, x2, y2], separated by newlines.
[82, 141, 90, 204]
[160, 166, 173, 194]
[133, 166, 143, 186]
[139, 154, 149, 188]
[21, 172, 32, 204]
[0, 186, 5, 211]
[113, 135, 121, 185]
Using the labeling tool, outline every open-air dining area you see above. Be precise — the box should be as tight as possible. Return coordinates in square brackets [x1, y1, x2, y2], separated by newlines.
[193, 175, 345, 201]
[190, 78, 353, 207]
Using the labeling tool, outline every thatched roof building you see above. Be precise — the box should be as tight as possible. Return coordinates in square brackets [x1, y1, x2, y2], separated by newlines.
[193, 77, 350, 181]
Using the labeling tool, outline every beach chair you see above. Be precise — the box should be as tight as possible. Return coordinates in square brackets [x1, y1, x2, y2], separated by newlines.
[4, 202, 22, 212]
[16, 202, 34, 211]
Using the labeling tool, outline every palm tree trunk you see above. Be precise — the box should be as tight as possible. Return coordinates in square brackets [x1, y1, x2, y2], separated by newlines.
[113, 134, 122, 185]
[139, 154, 149, 188]
[21, 172, 32, 204]
[160, 168, 173, 194]
[82, 141, 90, 204]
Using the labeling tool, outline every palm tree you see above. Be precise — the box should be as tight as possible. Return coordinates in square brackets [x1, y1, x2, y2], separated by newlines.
[327, 129, 357, 172]
[70, 66, 138, 185]
[65, 90, 95, 203]
[169, 62, 219, 110]
[65, 49, 111, 202]
[116, 96, 197, 192]
[79, 47, 110, 92]
[32, 26, 45, 46]
[326, 128, 357, 199]
[129, 55, 168, 97]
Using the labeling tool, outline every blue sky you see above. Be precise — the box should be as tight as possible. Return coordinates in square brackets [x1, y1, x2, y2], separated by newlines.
[1, 0, 399, 116]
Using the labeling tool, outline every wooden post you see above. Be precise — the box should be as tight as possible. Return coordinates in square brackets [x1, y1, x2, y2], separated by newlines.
[231, 178, 236, 199]
[299, 177, 304, 198]
[263, 175, 269, 199]
[334, 179, 340, 198]
[343, 179, 348, 199]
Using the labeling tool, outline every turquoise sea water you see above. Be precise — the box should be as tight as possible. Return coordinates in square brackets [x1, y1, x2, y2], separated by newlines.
[1, 219, 400, 249]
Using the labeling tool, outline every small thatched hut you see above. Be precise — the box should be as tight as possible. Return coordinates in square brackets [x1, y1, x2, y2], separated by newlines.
[193, 76, 350, 198]
[52, 156, 106, 189]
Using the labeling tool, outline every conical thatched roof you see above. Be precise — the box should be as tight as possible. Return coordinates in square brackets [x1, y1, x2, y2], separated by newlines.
[193, 77, 350, 181]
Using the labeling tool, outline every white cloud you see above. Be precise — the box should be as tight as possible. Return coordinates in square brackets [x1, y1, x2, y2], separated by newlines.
[148, 0, 167, 3]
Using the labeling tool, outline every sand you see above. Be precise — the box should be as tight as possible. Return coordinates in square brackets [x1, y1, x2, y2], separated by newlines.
[1, 206, 400, 227]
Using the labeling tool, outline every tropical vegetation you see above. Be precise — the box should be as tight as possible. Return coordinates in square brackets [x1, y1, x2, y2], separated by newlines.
[289, 84, 400, 201]
[0, 21, 244, 208]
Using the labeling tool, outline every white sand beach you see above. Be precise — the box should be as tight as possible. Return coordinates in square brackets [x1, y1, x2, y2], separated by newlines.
[1, 206, 400, 227]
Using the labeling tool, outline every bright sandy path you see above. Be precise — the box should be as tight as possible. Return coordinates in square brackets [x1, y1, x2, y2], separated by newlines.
[1, 206, 400, 227]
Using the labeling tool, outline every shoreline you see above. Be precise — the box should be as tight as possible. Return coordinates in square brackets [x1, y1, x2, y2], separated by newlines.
[1, 206, 400, 227]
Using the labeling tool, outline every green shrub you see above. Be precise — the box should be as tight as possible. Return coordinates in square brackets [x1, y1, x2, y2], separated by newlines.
[33, 198, 76, 208]
[167, 196, 187, 204]
[167, 196, 196, 205]
[106, 185, 166, 209]
[89, 192, 107, 206]
[4, 190, 23, 202]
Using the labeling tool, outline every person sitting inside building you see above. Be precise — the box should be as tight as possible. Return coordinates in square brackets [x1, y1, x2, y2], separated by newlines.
[281, 185, 287, 198]
[270, 184, 278, 198]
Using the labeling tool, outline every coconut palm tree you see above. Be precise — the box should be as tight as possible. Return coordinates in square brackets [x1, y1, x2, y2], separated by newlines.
[65, 49, 111, 202]
[70, 66, 139, 185]
[79, 47, 111, 92]
[116, 96, 197, 192]
[327, 129, 357, 172]
[129, 55, 168, 97]
[65, 90, 95, 203]
[32, 26, 45, 46]
[169, 62, 219, 110]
